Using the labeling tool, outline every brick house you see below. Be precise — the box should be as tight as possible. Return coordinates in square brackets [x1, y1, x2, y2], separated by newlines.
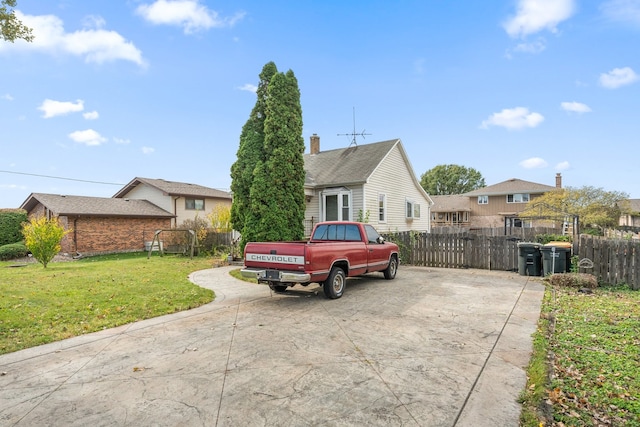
[20, 193, 174, 255]
[113, 177, 232, 228]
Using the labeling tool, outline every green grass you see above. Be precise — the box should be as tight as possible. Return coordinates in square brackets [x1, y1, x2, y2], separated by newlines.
[521, 283, 640, 426]
[0, 252, 215, 355]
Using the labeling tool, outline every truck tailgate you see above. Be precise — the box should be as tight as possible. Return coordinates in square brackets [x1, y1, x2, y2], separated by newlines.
[244, 242, 307, 272]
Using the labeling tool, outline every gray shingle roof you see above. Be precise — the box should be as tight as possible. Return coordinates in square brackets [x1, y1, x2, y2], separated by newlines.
[430, 195, 471, 212]
[623, 199, 640, 213]
[114, 177, 232, 199]
[20, 193, 175, 217]
[463, 178, 556, 197]
[304, 139, 399, 187]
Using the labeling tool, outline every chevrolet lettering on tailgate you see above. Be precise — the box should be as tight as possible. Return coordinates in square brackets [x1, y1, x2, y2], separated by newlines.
[245, 253, 304, 265]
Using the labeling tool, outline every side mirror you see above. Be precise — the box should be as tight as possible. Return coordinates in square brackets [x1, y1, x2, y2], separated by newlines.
[376, 236, 385, 244]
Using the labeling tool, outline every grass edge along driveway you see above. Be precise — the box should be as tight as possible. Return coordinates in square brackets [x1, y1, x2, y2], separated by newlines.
[520, 283, 640, 426]
[0, 253, 215, 355]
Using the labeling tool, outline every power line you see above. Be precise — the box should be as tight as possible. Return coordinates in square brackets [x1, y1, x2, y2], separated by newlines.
[0, 170, 124, 186]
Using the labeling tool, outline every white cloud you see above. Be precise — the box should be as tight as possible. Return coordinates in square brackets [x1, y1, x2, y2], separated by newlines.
[561, 101, 592, 113]
[2, 94, 14, 101]
[599, 67, 639, 89]
[503, 0, 576, 38]
[600, 0, 640, 25]
[136, 0, 245, 34]
[0, 11, 146, 67]
[480, 107, 544, 130]
[38, 99, 84, 118]
[555, 161, 570, 171]
[513, 39, 546, 54]
[113, 137, 130, 144]
[238, 83, 257, 93]
[519, 157, 548, 169]
[141, 146, 155, 154]
[83, 110, 99, 120]
[68, 129, 107, 146]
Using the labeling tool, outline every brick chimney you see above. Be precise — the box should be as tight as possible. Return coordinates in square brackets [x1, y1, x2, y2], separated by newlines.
[310, 134, 320, 155]
[556, 173, 562, 188]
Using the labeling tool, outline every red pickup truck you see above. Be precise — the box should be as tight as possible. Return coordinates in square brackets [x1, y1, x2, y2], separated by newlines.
[240, 221, 399, 299]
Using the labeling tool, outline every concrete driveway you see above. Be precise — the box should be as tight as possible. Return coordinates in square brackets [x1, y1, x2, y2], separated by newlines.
[0, 266, 544, 426]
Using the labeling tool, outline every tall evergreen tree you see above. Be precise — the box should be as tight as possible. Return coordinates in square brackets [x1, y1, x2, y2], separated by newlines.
[230, 62, 278, 236]
[244, 70, 305, 243]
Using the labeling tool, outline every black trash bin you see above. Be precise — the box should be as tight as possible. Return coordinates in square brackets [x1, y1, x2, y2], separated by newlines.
[541, 243, 571, 275]
[517, 242, 542, 276]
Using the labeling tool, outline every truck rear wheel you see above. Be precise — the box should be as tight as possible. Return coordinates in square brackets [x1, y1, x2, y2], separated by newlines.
[323, 267, 345, 299]
[269, 283, 288, 293]
[383, 255, 398, 280]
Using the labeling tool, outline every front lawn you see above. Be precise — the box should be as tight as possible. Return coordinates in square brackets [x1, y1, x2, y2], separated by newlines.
[0, 253, 215, 355]
[520, 284, 640, 426]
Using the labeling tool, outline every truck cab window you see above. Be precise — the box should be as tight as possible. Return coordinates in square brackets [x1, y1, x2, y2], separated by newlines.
[364, 224, 382, 244]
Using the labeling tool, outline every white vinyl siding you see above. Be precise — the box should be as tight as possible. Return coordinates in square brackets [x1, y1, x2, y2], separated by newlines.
[364, 144, 431, 232]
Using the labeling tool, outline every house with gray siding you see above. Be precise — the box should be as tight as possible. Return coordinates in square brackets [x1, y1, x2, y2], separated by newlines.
[303, 135, 433, 234]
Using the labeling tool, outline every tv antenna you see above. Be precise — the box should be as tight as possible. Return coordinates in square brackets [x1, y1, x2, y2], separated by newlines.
[337, 107, 371, 147]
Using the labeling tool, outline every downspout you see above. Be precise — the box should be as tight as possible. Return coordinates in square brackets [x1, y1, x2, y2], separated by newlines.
[174, 197, 180, 228]
[73, 217, 78, 254]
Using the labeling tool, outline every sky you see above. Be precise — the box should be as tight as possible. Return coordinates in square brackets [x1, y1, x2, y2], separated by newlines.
[1, 0, 639, 208]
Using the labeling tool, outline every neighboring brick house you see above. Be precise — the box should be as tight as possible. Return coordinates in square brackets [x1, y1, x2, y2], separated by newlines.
[303, 136, 433, 234]
[462, 174, 561, 228]
[20, 193, 174, 255]
[113, 177, 232, 228]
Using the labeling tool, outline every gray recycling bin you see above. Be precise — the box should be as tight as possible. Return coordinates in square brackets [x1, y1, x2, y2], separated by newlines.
[541, 243, 571, 275]
[517, 242, 542, 276]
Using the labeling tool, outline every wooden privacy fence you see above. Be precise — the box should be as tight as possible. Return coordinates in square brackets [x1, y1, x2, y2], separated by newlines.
[578, 235, 640, 290]
[383, 232, 522, 272]
[383, 231, 640, 290]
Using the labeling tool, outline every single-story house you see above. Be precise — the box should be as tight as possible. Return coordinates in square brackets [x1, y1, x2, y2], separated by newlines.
[429, 195, 471, 229]
[20, 193, 174, 255]
[303, 135, 433, 234]
[113, 177, 232, 228]
[619, 199, 640, 228]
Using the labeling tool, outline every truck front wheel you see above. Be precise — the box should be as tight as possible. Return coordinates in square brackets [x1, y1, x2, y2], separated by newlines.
[383, 255, 398, 280]
[323, 267, 346, 299]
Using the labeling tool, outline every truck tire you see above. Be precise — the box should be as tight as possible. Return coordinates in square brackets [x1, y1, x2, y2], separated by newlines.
[323, 267, 346, 299]
[383, 255, 398, 280]
[269, 283, 288, 293]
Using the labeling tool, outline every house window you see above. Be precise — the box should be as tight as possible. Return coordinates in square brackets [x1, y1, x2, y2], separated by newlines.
[322, 189, 351, 221]
[478, 195, 488, 204]
[378, 193, 386, 222]
[406, 199, 420, 219]
[507, 193, 530, 203]
[185, 198, 205, 210]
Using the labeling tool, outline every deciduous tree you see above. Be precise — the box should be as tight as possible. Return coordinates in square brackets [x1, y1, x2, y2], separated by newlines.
[1, 0, 34, 43]
[521, 186, 629, 232]
[420, 164, 485, 195]
[22, 216, 69, 268]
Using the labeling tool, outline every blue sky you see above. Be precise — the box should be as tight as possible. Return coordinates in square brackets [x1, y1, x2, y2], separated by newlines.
[1, 0, 639, 208]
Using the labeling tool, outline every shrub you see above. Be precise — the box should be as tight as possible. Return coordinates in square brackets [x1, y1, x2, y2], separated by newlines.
[547, 272, 598, 289]
[0, 242, 28, 261]
[0, 209, 28, 246]
[22, 216, 70, 268]
[534, 233, 571, 245]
